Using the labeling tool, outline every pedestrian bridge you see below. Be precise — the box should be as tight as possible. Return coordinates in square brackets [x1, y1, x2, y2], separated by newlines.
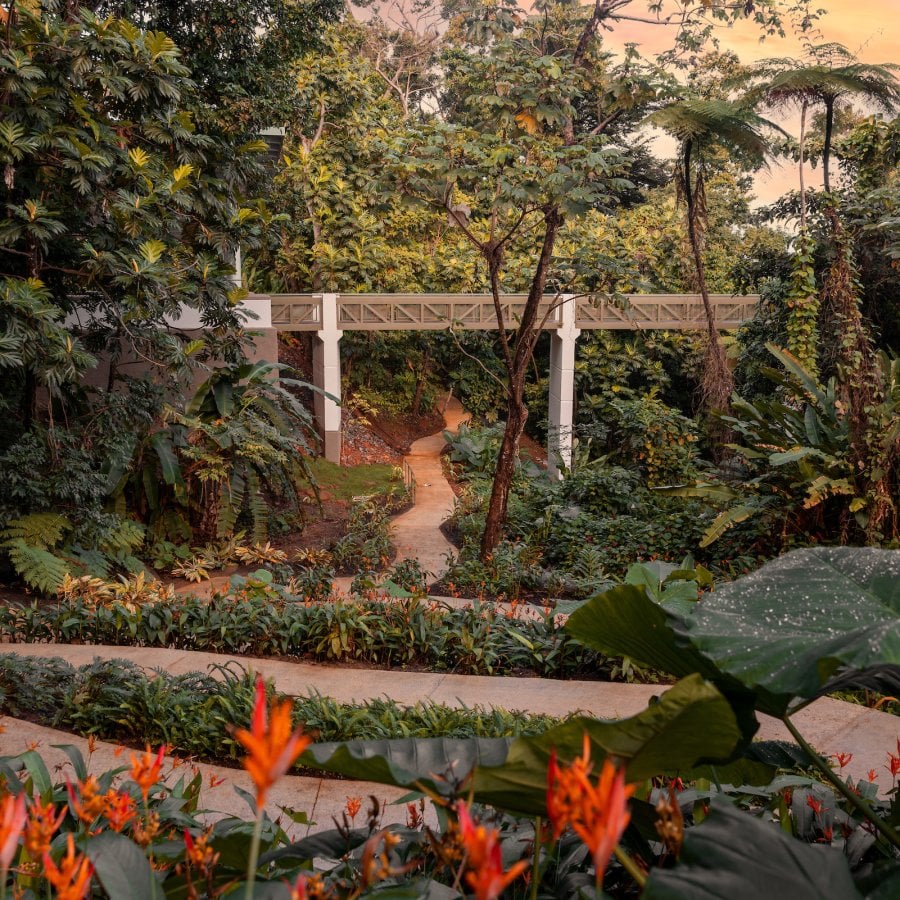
[258, 292, 758, 472]
[269, 293, 757, 332]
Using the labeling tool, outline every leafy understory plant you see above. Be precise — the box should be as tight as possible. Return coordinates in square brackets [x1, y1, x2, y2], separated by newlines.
[0, 512, 146, 594]
[660, 344, 900, 547]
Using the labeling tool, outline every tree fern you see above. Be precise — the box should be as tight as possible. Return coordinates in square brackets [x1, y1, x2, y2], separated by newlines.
[4, 539, 70, 593]
[1, 513, 72, 551]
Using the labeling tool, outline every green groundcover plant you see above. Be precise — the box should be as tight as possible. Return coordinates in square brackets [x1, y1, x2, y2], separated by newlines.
[0, 654, 560, 755]
[0, 592, 615, 680]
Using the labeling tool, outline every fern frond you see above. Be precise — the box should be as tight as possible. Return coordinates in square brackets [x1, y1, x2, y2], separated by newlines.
[5, 539, 70, 594]
[1, 513, 72, 551]
[98, 518, 146, 555]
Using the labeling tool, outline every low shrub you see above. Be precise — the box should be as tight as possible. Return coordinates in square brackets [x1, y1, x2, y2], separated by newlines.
[0, 654, 561, 760]
[0, 593, 619, 679]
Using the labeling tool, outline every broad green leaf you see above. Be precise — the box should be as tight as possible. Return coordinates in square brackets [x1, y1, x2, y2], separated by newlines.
[302, 737, 511, 796]
[566, 584, 721, 682]
[85, 831, 164, 900]
[565, 591, 760, 742]
[51, 743, 88, 782]
[471, 675, 742, 816]
[18, 750, 53, 801]
[149, 432, 183, 487]
[643, 801, 861, 899]
[681, 547, 900, 715]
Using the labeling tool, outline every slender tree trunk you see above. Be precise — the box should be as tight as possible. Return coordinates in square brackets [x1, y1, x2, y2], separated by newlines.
[682, 142, 733, 414]
[480, 209, 561, 558]
[480, 371, 527, 557]
[823, 97, 834, 193]
[799, 100, 808, 231]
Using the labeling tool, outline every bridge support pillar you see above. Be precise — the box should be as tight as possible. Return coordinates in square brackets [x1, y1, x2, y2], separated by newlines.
[313, 293, 343, 463]
[547, 295, 580, 479]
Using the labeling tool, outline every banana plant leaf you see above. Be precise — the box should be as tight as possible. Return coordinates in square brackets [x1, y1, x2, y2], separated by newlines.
[302, 676, 742, 818]
[679, 547, 900, 716]
[643, 800, 861, 899]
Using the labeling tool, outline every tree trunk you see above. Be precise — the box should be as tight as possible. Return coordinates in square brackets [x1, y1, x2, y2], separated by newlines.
[683, 141, 733, 414]
[799, 100, 808, 231]
[823, 97, 834, 193]
[479, 209, 562, 559]
[479, 374, 527, 557]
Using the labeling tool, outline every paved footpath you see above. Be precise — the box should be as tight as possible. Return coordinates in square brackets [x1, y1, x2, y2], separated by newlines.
[390, 396, 469, 581]
[178, 396, 468, 598]
[4, 643, 897, 799]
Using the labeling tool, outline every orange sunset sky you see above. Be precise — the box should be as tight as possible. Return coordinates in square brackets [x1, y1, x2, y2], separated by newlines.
[606, 0, 900, 204]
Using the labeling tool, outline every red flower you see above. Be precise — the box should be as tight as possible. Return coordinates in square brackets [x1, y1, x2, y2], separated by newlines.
[457, 802, 528, 900]
[806, 795, 823, 816]
[24, 799, 65, 858]
[546, 734, 636, 887]
[130, 745, 167, 802]
[833, 752, 853, 769]
[0, 792, 26, 877]
[233, 675, 312, 809]
[43, 834, 93, 900]
[887, 740, 900, 778]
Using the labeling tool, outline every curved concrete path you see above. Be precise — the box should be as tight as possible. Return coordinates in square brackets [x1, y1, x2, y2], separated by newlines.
[0, 718, 433, 838]
[5, 643, 898, 797]
[390, 396, 469, 581]
[181, 397, 468, 598]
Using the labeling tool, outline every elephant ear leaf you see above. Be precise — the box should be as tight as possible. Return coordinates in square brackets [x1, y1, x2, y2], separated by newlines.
[301, 676, 742, 818]
[565, 584, 719, 681]
[471, 674, 742, 817]
[564, 585, 760, 743]
[300, 737, 512, 797]
[681, 547, 900, 716]
[643, 801, 861, 900]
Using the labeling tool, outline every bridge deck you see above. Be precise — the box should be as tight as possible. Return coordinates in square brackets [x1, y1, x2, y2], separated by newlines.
[268, 293, 758, 332]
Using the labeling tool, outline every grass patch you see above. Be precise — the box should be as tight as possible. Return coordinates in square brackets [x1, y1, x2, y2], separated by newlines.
[306, 459, 402, 503]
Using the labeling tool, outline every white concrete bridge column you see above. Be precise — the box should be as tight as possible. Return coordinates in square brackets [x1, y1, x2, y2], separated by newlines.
[547, 295, 580, 479]
[313, 293, 343, 462]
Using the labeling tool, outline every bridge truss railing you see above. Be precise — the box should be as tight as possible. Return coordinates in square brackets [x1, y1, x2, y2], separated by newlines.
[269, 293, 758, 332]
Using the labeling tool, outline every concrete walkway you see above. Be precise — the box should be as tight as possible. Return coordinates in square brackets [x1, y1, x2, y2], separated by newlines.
[177, 397, 468, 598]
[0, 718, 432, 837]
[390, 396, 469, 581]
[5, 643, 897, 795]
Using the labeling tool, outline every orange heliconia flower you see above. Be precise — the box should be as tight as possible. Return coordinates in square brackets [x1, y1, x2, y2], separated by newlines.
[546, 734, 636, 887]
[456, 802, 528, 900]
[130, 744, 167, 802]
[887, 739, 900, 779]
[43, 834, 93, 900]
[104, 791, 137, 833]
[24, 799, 65, 858]
[233, 675, 312, 809]
[0, 792, 26, 876]
[345, 796, 362, 823]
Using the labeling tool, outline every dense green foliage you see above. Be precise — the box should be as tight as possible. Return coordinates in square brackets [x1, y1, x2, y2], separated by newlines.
[0, 592, 618, 679]
[0, 653, 561, 755]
